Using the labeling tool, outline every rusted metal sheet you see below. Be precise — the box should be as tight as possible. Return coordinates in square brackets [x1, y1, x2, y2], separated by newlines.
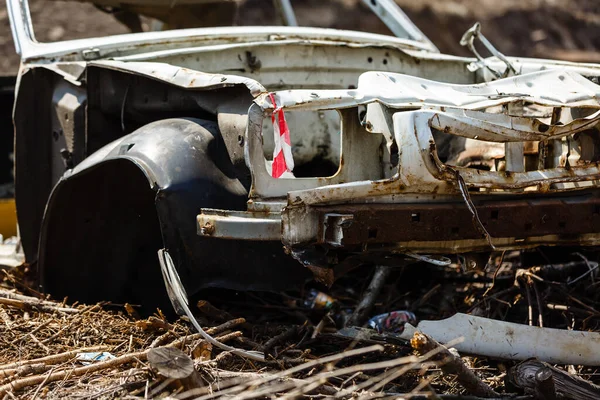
[285, 191, 600, 247]
[197, 209, 281, 240]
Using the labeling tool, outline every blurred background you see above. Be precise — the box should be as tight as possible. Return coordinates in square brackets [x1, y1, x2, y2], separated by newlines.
[1, 0, 600, 75]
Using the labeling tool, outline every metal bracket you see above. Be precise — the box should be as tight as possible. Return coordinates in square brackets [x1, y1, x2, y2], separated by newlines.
[460, 22, 517, 78]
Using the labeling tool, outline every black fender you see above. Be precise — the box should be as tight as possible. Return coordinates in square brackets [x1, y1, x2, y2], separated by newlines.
[39, 118, 309, 311]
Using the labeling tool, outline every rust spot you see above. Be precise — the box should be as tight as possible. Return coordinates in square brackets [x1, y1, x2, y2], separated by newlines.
[506, 327, 514, 339]
[200, 222, 215, 236]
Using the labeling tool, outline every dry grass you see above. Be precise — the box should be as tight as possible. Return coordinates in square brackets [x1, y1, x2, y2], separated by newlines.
[1, 249, 600, 399]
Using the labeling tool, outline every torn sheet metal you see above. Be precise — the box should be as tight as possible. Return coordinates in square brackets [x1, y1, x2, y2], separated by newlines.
[399, 313, 600, 366]
[0, 236, 24, 268]
[90, 60, 266, 96]
[256, 70, 600, 112]
[158, 249, 265, 362]
[246, 69, 600, 203]
[279, 105, 600, 207]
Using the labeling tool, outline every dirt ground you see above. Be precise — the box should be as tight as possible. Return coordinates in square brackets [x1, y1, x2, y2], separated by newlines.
[1, 0, 600, 75]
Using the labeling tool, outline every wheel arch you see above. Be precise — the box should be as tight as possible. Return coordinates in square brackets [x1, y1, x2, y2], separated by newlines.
[39, 118, 309, 310]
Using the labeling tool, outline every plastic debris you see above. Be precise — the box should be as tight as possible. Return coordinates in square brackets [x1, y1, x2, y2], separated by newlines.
[0, 235, 24, 268]
[303, 289, 336, 311]
[400, 313, 600, 365]
[76, 352, 116, 365]
[367, 311, 417, 334]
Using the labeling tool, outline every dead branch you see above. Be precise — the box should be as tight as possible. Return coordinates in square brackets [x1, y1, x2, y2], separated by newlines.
[177, 369, 337, 400]
[0, 364, 49, 381]
[165, 318, 246, 349]
[176, 345, 384, 399]
[508, 359, 600, 400]
[347, 265, 391, 327]
[214, 330, 243, 343]
[0, 319, 247, 396]
[0, 297, 79, 314]
[0, 346, 108, 371]
[411, 332, 499, 398]
[0, 290, 71, 309]
[0, 350, 148, 396]
[399, 396, 532, 400]
[263, 325, 300, 358]
[235, 336, 265, 352]
[196, 300, 235, 322]
[150, 331, 175, 349]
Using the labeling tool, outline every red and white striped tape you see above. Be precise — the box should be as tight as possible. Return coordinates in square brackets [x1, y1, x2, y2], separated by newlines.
[268, 93, 294, 178]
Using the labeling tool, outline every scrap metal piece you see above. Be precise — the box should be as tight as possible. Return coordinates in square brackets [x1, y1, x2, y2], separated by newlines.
[399, 313, 600, 366]
[360, 0, 438, 52]
[336, 326, 408, 346]
[197, 209, 281, 240]
[405, 253, 451, 267]
[158, 249, 265, 362]
[0, 236, 24, 269]
[460, 22, 517, 78]
[272, 0, 297, 26]
[257, 70, 600, 112]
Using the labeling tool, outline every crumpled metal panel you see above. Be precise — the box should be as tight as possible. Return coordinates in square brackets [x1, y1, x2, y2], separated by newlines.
[247, 70, 600, 200]
[90, 60, 266, 97]
[255, 70, 600, 111]
[284, 107, 600, 207]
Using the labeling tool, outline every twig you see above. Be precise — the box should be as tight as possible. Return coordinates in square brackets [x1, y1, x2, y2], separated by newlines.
[347, 266, 391, 327]
[82, 379, 146, 400]
[0, 350, 148, 396]
[166, 318, 246, 349]
[0, 290, 69, 308]
[28, 334, 50, 354]
[0, 364, 49, 381]
[235, 336, 264, 352]
[0, 346, 108, 371]
[245, 352, 422, 400]
[389, 396, 532, 400]
[30, 367, 54, 400]
[150, 331, 175, 349]
[0, 318, 245, 396]
[263, 325, 300, 358]
[214, 331, 243, 343]
[343, 339, 465, 396]
[0, 298, 79, 314]
[411, 332, 499, 398]
[196, 300, 235, 322]
[188, 345, 384, 399]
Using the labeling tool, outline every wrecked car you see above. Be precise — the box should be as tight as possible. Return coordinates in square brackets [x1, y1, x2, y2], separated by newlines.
[7, 0, 600, 311]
